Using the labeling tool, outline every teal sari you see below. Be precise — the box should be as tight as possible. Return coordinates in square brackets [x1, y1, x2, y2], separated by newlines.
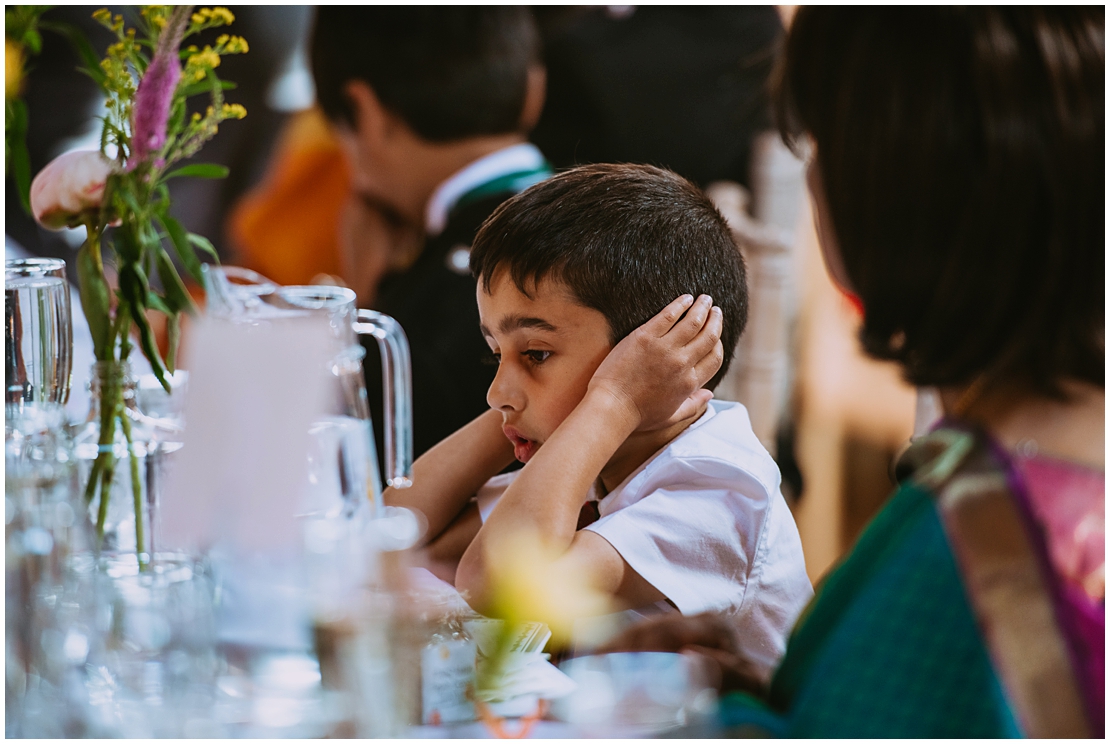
[719, 424, 1100, 738]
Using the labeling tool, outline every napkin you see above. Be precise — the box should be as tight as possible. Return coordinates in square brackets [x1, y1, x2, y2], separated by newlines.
[403, 571, 578, 710]
[465, 618, 577, 706]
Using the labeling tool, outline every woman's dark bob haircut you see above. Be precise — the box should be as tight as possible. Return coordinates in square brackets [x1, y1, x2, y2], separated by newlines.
[776, 7, 1104, 396]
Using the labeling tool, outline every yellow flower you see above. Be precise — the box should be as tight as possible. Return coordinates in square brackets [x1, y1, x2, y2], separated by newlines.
[187, 47, 221, 70]
[6, 40, 24, 100]
[141, 5, 168, 28]
[215, 34, 248, 55]
[221, 103, 247, 119]
[92, 8, 112, 25]
[191, 7, 235, 27]
[483, 529, 614, 645]
[209, 7, 235, 25]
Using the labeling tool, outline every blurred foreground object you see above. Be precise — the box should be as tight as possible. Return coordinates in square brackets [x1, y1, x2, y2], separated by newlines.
[712, 6, 1105, 737]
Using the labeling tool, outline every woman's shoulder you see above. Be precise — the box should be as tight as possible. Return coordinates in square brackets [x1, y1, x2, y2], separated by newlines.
[892, 422, 1100, 737]
[1014, 450, 1104, 602]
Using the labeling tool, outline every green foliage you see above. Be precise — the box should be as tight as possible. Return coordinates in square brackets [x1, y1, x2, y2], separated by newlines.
[5, 98, 31, 211]
[5, 5, 51, 53]
[164, 162, 229, 180]
[5, 5, 51, 211]
[60, 7, 248, 551]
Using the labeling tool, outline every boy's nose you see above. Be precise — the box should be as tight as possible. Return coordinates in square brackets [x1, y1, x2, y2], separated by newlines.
[487, 363, 523, 412]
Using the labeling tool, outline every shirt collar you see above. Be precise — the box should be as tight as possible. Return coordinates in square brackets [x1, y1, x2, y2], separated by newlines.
[424, 142, 547, 236]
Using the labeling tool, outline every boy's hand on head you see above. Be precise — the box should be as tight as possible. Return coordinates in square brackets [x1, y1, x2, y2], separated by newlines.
[588, 294, 724, 432]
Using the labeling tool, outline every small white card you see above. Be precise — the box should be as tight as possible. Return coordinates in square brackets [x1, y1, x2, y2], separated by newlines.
[422, 639, 477, 725]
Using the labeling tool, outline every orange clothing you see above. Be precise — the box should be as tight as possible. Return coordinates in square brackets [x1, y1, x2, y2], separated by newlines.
[228, 107, 350, 286]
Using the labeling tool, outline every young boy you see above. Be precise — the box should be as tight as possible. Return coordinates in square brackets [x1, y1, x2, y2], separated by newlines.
[387, 163, 812, 680]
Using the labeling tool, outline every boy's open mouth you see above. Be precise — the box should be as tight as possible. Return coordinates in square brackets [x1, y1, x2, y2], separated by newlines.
[502, 425, 538, 463]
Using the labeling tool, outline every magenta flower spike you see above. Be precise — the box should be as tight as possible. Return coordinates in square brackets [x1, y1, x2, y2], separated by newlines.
[129, 6, 192, 167]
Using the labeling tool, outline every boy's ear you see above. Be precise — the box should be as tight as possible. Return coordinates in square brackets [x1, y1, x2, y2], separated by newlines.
[343, 79, 391, 147]
[519, 65, 547, 133]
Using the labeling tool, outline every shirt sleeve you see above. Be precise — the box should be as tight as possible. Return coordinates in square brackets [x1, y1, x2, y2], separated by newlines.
[585, 456, 812, 682]
[585, 457, 769, 615]
[475, 471, 518, 523]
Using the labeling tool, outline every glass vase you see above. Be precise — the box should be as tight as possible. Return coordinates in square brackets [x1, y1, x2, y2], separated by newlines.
[69, 361, 217, 735]
[71, 360, 181, 567]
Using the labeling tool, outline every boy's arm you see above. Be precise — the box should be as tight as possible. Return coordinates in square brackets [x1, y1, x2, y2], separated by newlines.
[457, 294, 724, 613]
[383, 408, 514, 546]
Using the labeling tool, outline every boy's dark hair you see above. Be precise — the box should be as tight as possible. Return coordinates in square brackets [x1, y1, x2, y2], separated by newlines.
[776, 7, 1104, 396]
[470, 163, 747, 391]
[311, 7, 540, 142]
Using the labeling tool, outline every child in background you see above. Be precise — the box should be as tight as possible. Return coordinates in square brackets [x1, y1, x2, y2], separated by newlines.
[310, 7, 551, 466]
[386, 163, 812, 681]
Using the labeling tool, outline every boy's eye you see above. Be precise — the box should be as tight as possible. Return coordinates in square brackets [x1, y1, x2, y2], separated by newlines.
[482, 352, 501, 366]
[523, 349, 551, 364]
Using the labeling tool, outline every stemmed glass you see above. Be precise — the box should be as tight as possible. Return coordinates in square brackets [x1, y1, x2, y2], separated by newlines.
[5, 258, 73, 411]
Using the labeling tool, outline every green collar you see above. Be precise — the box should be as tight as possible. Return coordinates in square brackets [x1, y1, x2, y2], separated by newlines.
[450, 162, 553, 218]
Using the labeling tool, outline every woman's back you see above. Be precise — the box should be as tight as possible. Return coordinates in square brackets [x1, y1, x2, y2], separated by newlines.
[723, 421, 1102, 737]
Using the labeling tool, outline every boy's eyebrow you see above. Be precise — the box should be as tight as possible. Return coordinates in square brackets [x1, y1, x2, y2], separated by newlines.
[480, 314, 559, 337]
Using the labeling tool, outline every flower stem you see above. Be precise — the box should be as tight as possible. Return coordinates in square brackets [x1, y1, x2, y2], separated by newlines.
[96, 449, 115, 540]
[92, 369, 119, 540]
[83, 455, 104, 504]
[87, 221, 104, 277]
[118, 411, 146, 570]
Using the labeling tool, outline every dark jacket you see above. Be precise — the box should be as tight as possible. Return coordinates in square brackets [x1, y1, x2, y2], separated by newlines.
[363, 192, 514, 471]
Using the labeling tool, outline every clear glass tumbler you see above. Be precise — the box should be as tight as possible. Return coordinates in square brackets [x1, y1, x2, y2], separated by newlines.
[5, 258, 73, 411]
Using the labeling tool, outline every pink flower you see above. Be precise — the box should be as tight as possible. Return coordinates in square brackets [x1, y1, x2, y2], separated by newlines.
[129, 6, 190, 166]
[129, 50, 180, 164]
[30, 150, 114, 230]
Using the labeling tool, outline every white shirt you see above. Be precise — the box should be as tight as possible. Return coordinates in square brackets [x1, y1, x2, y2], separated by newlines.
[476, 400, 814, 680]
[423, 142, 548, 236]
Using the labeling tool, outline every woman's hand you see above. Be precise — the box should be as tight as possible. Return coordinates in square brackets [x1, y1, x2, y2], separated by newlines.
[599, 611, 767, 697]
[588, 294, 724, 432]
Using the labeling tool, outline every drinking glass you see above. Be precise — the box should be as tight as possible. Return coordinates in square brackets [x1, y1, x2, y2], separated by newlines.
[552, 652, 719, 736]
[5, 402, 90, 737]
[5, 258, 73, 410]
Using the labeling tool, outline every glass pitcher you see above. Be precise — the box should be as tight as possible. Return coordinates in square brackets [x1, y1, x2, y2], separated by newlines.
[203, 267, 413, 509]
[268, 285, 413, 511]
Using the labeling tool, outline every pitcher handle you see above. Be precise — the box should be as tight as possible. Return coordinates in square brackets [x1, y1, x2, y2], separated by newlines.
[353, 309, 413, 489]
